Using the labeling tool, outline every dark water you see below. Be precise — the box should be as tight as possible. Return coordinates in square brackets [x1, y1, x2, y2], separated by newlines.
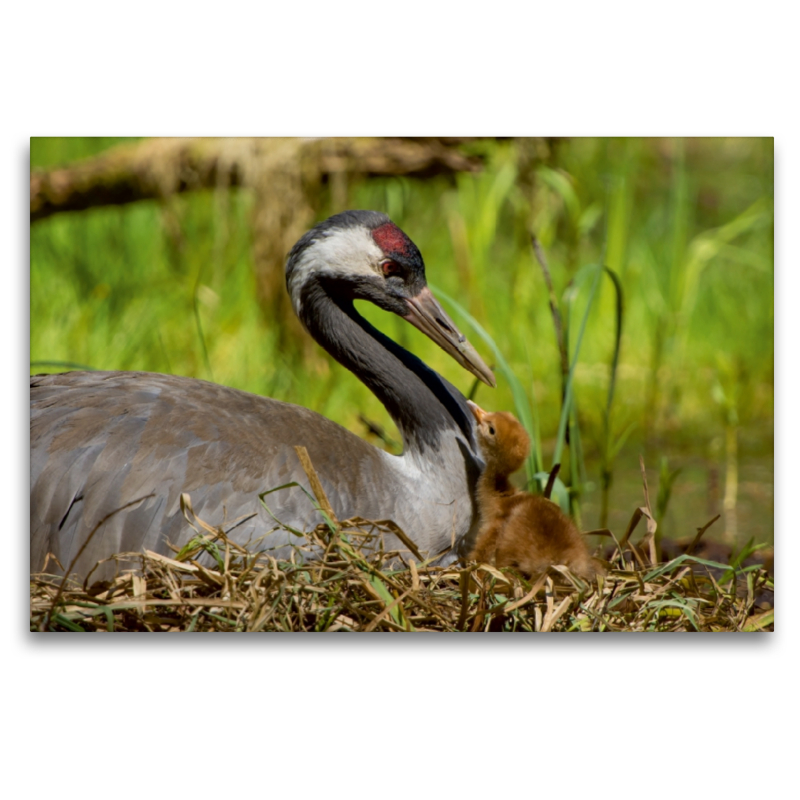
[578, 447, 774, 550]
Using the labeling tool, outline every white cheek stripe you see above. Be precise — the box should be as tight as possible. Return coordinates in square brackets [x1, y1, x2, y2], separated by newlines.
[287, 227, 384, 315]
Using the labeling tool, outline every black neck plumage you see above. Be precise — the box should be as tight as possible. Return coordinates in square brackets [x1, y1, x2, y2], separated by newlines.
[298, 277, 476, 454]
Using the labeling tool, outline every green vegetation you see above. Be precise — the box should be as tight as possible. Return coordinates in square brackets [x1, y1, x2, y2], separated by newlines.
[30, 137, 774, 548]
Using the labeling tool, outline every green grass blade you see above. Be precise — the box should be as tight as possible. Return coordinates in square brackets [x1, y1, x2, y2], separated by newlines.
[433, 285, 542, 479]
[553, 262, 604, 468]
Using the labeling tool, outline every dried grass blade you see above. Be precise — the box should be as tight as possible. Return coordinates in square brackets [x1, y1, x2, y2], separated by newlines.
[504, 573, 548, 613]
[409, 559, 420, 593]
[362, 589, 414, 632]
[457, 565, 474, 631]
[686, 514, 721, 556]
[144, 550, 199, 573]
[372, 519, 423, 562]
[294, 446, 338, 529]
[543, 463, 561, 501]
[619, 507, 643, 550]
[742, 609, 774, 632]
[541, 596, 573, 632]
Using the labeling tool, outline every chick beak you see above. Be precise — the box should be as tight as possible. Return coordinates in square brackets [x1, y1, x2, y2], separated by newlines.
[466, 399, 489, 425]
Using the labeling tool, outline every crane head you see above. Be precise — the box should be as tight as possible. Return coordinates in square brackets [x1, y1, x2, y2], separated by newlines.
[286, 210, 496, 388]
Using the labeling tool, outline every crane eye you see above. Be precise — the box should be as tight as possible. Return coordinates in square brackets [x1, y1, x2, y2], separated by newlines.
[382, 260, 401, 277]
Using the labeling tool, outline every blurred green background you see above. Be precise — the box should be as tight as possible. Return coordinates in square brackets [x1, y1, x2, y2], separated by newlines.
[29, 137, 773, 548]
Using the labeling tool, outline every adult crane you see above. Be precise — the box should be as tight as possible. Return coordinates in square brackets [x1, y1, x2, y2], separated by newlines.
[30, 210, 495, 578]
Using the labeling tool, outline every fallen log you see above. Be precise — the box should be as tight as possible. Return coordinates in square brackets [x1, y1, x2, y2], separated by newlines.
[30, 137, 485, 223]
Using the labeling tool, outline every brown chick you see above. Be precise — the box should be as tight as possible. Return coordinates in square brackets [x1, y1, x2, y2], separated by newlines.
[467, 401, 601, 582]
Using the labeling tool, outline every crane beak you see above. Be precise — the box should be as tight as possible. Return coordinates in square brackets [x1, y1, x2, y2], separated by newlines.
[403, 287, 496, 388]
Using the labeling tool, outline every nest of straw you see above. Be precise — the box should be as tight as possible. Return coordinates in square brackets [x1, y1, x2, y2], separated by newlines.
[29, 520, 774, 632]
[30, 447, 773, 633]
